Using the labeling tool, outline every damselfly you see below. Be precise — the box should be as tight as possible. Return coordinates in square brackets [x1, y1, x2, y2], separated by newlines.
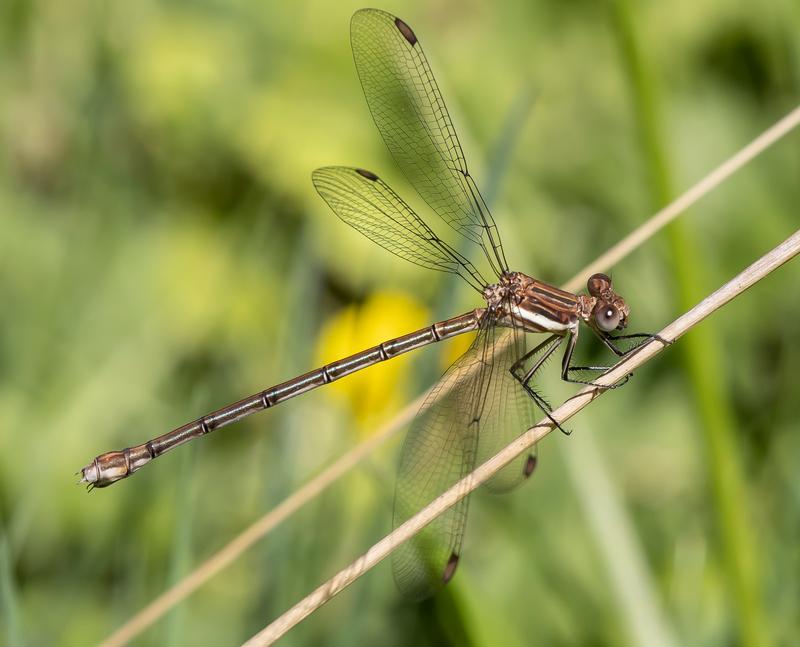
[80, 8, 652, 599]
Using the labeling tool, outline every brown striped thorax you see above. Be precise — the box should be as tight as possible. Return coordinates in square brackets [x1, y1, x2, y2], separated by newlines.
[483, 272, 629, 335]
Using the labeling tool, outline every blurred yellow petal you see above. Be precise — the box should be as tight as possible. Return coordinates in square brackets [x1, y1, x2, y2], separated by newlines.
[439, 329, 478, 371]
[316, 291, 429, 435]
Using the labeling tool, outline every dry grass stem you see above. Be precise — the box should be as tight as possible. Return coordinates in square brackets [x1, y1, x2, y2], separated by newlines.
[102, 105, 800, 645]
[565, 105, 800, 288]
[97, 399, 423, 647]
[245, 229, 800, 646]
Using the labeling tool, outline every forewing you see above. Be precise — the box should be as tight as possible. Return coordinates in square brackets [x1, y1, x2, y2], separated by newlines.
[312, 166, 485, 290]
[350, 9, 506, 274]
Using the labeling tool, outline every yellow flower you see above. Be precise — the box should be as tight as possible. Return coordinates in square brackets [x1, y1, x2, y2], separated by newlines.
[438, 326, 476, 372]
[315, 290, 429, 433]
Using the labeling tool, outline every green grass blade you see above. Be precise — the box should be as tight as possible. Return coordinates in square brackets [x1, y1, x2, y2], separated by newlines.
[610, 1, 768, 644]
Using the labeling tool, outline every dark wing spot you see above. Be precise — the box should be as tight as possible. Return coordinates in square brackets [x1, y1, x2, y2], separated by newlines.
[524, 454, 537, 477]
[394, 17, 418, 45]
[442, 552, 459, 583]
[355, 168, 379, 181]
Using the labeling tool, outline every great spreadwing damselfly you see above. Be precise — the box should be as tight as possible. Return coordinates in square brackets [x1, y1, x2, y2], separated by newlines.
[80, 8, 655, 598]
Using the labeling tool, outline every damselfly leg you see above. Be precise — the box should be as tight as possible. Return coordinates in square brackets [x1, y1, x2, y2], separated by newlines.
[593, 331, 671, 356]
[509, 335, 572, 435]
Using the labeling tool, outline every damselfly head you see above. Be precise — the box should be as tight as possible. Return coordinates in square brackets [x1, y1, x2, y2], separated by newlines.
[587, 273, 629, 332]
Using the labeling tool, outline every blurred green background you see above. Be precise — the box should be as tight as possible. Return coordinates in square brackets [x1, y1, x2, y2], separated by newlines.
[2, 0, 799, 645]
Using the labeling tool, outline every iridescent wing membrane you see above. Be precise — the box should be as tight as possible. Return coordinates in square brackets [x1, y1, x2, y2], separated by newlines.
[350, 8, 508, 278]
[392, 325, 537, 599]
[312, 167, 487, 292]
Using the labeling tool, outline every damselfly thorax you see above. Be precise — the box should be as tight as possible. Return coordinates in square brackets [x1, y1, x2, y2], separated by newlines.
[486, 271, 630, 336]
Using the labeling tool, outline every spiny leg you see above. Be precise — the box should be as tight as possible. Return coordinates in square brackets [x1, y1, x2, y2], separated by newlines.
[568, 330, 671, 385]
[561, 327, 631, 388]
[510, 334, 561, 382]
[510, 335, 572, 435]
[591, 329, 672, 357]
[520, 381, 573, 436]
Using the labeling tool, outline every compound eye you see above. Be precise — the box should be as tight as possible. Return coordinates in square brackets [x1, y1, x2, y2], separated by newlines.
[587, 273, 611, 297]
[595, 303, 621, 332]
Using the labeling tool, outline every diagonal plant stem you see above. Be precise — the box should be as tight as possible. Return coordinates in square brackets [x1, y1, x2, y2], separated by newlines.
[97, 402, 421, 647]
[98, 104, 800, 647]
[565, 104, 800, 288]
[247, 229, 800, 646]
[610, 3, 775, 644]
